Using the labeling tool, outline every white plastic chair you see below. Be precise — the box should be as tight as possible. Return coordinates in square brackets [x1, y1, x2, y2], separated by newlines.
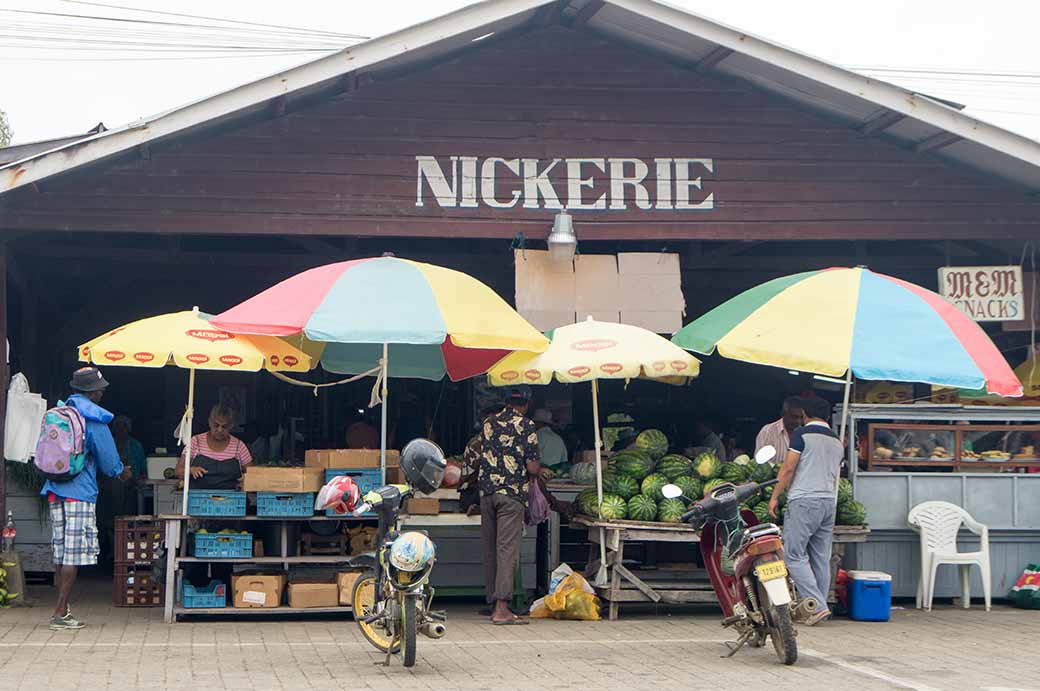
[907, 501, 991, 611]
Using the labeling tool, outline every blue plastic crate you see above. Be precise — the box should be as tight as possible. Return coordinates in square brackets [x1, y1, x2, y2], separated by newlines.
[181, 579, 227, 609]
[848, 570, 892, 622]
[325, 468, 383, 516]
[187, 490, 247, 517]
[257, 492, 315, 517]
[191, 531, 253, 558]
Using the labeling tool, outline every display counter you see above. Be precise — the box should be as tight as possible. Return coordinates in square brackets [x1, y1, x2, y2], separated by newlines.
[846, 404, 1040, 598]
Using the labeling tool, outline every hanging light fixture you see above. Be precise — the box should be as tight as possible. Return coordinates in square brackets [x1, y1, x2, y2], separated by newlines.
[547, 208, 576, 262]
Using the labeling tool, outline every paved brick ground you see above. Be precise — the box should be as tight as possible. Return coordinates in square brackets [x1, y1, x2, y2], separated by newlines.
[2, 578, 1038, 690]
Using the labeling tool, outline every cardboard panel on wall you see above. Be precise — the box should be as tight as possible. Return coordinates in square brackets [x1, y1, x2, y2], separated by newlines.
[620, 311, 684, 335]
[514, 249, 575, 312]
[575, 254, 620, 313]
[522, 310, 576, 332]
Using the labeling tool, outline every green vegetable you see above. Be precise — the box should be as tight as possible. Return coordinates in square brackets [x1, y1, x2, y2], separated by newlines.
[634, 429, 669, 460]
[627, 494, 658, 522]
[657, 498, 686, 522]
[640, 473, 669, 501]
[694, 452, 721, 480]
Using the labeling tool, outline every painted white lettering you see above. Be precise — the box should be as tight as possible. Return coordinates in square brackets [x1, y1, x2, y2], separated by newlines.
[655, 158, 673, 210]
[608, 158, 651, 210]
[674, 158, 715, 210]
[566, 158, 606, 210]
[522, 158, 563, 210]
[480, 158, 522, 209]
[415, 155, 458, 208]
[459, 156, 479, 208]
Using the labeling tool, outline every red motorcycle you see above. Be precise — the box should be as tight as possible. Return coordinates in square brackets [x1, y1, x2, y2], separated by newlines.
[664, 448, 812, 665]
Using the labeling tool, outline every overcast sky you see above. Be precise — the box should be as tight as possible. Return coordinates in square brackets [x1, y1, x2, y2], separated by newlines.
[3, 0, 1040, 145]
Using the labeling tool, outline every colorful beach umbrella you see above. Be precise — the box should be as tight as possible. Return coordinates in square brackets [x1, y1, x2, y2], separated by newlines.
[488, 318, 700, 585]
[212, 256, 549, 484]
[211, 257, 548, 381]
[79, 308, 313, 514]
[672, 267, 1022, 397]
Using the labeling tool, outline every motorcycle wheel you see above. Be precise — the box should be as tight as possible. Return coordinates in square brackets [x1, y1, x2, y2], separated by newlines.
[352, 573, 400, 653]
[768, 605, 798, 665]
[401, 594, 417, 668]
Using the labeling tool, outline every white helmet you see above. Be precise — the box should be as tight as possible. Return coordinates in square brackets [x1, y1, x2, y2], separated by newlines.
[389, 531, 436, 572]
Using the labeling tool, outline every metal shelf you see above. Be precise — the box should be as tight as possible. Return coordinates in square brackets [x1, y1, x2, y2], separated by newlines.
[176, 556, 358, 564]
[174, 606, 352, 616]
[159, 514, 375, 521]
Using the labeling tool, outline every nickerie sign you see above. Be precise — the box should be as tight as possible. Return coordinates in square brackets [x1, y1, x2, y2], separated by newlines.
[415, 156, 715, 210]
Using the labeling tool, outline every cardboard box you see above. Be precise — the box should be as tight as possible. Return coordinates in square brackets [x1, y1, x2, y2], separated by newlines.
[242, 466, 324, 493]
[305, 449, 400, 469]
[288, 581, 339, 609]
[232, 573, 286, 608]
[336, 571, 363, 606]
[405, 497, 439, 515]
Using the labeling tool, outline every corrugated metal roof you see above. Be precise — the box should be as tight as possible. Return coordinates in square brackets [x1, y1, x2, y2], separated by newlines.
[3, 0, 1040, 194]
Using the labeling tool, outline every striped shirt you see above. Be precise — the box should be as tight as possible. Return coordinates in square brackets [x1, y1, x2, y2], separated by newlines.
[190, 433, 252, 468]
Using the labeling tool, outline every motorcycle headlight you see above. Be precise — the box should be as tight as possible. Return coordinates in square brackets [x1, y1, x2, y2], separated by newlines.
[389, 532, 436, 573]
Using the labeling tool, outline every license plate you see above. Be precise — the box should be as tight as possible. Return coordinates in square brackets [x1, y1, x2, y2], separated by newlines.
[756, 561, 788, 582]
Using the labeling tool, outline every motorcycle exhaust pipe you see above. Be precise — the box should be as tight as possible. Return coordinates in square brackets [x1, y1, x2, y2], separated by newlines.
[793, 597, 819, 622]
[420, 622, 447, 639]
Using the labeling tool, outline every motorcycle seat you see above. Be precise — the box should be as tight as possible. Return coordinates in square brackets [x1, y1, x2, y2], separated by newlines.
[745, 523, 782, 538]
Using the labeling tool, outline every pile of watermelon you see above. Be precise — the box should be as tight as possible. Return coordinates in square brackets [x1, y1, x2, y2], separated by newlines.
[836, 478, 867, 525]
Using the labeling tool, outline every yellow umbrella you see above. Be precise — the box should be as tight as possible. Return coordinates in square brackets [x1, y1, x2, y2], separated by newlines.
[79, 307, 313, 514]
[489, 318, 700, 584]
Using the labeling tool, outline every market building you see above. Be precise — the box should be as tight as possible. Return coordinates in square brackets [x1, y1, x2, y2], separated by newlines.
[2, 0, 1038, 613]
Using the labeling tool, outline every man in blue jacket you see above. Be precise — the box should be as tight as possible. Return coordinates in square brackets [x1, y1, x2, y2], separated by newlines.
[41, 367, 129, 630]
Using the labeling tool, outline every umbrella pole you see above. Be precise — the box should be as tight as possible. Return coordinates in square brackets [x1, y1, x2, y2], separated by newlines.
[591, 378, 608, 586]
[180, 368, 196, 516]
[380, 343, 388, 487]
[838, 368, 853, 443]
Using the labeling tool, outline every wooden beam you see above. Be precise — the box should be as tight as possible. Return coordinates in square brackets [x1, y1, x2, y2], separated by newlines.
[914, 132, 962, 154]
[857, 109, 906, 137]
[567, 0, 605, 26]
[694, 46, 735, 74]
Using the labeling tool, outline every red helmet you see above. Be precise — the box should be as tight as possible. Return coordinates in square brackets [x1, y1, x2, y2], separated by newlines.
[314, 475, 360, 514]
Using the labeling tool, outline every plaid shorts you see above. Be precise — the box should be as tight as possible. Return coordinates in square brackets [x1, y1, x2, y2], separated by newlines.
[50, 500, 100, 566]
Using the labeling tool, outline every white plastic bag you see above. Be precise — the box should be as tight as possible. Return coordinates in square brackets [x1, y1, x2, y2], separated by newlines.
[4, 373, 47, 463]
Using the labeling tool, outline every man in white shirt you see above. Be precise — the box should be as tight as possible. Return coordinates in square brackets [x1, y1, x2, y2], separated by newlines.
[755, 396, 805, 466]
[532, 409, 568, 470]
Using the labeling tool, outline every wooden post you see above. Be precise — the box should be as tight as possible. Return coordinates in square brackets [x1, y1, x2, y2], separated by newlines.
[0, 242, 8, 521]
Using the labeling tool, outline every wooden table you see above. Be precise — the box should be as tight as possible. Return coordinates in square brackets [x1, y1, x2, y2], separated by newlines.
[571, 516, 871, 620]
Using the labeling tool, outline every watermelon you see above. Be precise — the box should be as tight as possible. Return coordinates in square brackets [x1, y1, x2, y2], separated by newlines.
[694, 452, 722, 480]
[732, 454, 752, 467]
[634, 429, 669, 460]
[627, 494, 658, 522]
[657, 454, 693, 481]
[604, 473, 640, 501]
[703, 478, 727, 497]
[719, 463, 746, 484]
[657, 497, 686, 523]
[640, 473, 669, 501]
[750, 462, 774, 484]
[673, 476, 702, 504]
[611, 450, 654, 481]
[598, 494, 628, 520]
[837, 500, 867, 525]
[837, 478, 854, 507]
[753, 503, 774, 524]
[743, 492, 760, 508]
[576, 489, 600, 516]
[570, 461, 598, 485]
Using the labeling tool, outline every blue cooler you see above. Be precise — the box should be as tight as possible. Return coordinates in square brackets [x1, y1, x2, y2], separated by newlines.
[848, 570, 892, 621]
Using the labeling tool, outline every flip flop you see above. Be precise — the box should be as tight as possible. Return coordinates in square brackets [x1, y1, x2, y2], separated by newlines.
[492, 617, 529, 625]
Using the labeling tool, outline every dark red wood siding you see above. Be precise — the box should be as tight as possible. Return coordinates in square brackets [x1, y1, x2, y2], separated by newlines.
[3, 26, 1040, 240]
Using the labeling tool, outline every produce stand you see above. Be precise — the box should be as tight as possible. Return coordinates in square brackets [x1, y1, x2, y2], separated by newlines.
[573, 515, 870, 620]
[161, 514, 365, 623]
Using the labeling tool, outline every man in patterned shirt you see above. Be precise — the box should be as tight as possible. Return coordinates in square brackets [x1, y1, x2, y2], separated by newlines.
[479, 385, 540, 624]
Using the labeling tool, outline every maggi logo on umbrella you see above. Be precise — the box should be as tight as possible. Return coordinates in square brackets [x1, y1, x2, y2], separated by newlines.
[500, 370, 520, 381]
[187, 353, 210, 365]
[134, 352, 155, 363]
[571, 339, 617, 352]
[568, 366, 592, 378]
[525, 369, 541, 381]
[220, 355, 243, 367]
[186, 329, 234, 342]
[671, 361, 689, 372]
[283, 355, 299, 367]
[105, 350, 126, 362]
[652, 361, 666, 372]
[270, 355, 280, 366]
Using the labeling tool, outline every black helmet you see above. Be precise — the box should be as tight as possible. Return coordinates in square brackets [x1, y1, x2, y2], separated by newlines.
[400, 438, 446, 495]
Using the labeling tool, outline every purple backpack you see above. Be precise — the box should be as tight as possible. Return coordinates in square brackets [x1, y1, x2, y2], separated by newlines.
[33, 402, 88, 482]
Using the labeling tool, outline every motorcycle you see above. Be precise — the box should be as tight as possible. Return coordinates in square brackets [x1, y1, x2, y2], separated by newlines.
[662, 445, 813, 665]
[316, 439, 447, 668]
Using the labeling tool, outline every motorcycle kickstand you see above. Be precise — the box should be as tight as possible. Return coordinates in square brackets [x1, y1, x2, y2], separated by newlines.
[721, 630, 754, 658]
